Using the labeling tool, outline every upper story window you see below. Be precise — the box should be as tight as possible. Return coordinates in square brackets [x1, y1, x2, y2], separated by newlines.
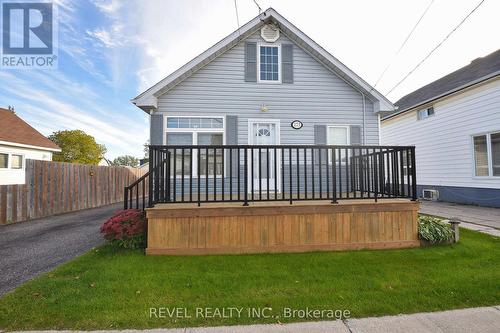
[417, 106, 434, 120]
[259, 45, 280, 82]
[473, 131, 500, 177]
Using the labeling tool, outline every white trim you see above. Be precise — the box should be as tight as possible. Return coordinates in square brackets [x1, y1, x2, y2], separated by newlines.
[0, 150, 25, 171]
[257, 43, 282, 84]
[0, 140, 61, 152]
[247, 119, 281, 145]
[471, 130, 500, 178]
[247, 119, 281, 192]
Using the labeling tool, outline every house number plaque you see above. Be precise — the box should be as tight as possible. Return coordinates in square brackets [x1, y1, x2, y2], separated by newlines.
[291, 120, 303, 129]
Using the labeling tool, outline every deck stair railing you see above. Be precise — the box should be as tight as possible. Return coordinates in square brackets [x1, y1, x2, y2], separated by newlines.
[124, 145, 416, 210]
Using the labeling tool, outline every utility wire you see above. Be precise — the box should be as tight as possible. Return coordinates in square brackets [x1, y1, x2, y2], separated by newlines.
[373, 0, 435, 89]
[386, 0, 486, 96]
[233, 0, 241, 36]
[252, 0, 262, 14]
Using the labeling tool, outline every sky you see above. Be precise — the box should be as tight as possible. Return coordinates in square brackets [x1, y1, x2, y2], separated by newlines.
[0, 0, 498, 159]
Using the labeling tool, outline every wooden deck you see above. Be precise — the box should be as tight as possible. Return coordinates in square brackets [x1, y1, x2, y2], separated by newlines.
[146, 199, 420, 255]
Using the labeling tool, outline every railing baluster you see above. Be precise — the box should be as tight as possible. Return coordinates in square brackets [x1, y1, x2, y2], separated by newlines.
[213, 147, 217, 202]
[274, 148, 277, 200]
[205, 148, 209, 202]
[259, 148, 262, 201]
[181, 148, 185, 202]
[303, 148, 307, 199]
[197, 148, 201, 206]
[266, 148, 270, 200]
[243, 148, 248, 206]
[296, 148, 300, 200]
[319, 148, 322, 198]
[190, 147, 193, 202]
[289, 148, 292, 204]
[251, 148, 254, 201]
[229, 148, 232, 201]
[238, 148, 241, 201]
[332, 147, 337, 203]
[173, 148, 177, 202]
[312, 148, 315, 199]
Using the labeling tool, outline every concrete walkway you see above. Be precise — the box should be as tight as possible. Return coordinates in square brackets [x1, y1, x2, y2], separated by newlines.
[420, 201, 500, 237]
[0, 203, 121, 296]
[10, 306, 500, 333]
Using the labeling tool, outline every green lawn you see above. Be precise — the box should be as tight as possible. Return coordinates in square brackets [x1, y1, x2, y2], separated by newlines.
[0, 229, 499, 330]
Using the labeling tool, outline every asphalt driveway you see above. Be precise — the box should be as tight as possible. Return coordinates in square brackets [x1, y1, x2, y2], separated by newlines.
[0, 203, 122, 296]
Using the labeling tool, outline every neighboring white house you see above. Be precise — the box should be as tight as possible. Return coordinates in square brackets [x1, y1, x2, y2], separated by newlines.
[381, 49, 500, 207]
[0, 107, 61, 185]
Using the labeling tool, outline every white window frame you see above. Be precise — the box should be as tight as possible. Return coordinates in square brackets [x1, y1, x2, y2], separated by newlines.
[472, 130, 500, 178]
[327, 125, 350, 164]
[164, 116, 225, 178]
[257, 43, 282, 84]
[0, 151, 24, 170]
[417, 106, 435, 120]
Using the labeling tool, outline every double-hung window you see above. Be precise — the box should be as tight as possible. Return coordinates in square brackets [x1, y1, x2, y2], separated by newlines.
[165, 117, 224, 177]
[473, 131, 500, 177]
[327, 126, 350, 163]
[258, 45, 280, 82]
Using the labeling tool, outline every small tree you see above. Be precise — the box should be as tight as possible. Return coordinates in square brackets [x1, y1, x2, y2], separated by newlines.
[48, 130, 106, 165]
[113, 155, 139, 167]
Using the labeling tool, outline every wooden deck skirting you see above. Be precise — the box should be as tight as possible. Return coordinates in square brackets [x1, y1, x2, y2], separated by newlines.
[145, 200, 420, 255]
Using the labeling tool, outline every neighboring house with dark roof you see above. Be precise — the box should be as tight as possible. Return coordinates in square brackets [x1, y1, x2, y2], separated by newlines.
[0, 107, 61, 185]
[381, 49, 500, 207]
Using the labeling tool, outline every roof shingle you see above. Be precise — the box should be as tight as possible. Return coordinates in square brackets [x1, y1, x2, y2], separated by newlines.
[0, 108, 60, 151]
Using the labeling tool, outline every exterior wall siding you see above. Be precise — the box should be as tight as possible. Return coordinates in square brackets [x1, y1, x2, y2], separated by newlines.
[381, 78, 500, 204]
[155, 30, 379, 146]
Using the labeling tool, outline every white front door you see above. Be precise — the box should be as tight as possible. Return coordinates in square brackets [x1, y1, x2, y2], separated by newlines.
[248, 120, 280, 192]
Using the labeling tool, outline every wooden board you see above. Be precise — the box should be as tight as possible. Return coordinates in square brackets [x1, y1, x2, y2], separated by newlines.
[0, 160, 146, 224]
[146, 200, 420, 255]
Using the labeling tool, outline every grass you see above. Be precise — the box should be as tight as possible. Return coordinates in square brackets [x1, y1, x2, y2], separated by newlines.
[0, 229, 499, 330]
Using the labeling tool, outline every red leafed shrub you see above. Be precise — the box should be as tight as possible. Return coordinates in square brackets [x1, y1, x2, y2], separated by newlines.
[100, 209, 146, 249]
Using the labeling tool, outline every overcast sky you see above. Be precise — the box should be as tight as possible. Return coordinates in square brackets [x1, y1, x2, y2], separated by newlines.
[0, 0, 498, 159]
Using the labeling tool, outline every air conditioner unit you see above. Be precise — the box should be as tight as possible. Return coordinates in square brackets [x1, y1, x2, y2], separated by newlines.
[261, 24, 280, 42]
[422, 189, 439, 201]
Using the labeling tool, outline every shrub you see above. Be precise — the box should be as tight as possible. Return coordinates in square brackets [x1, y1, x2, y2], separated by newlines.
[418, 215, 454, 244]
[100, 209, 146, 249]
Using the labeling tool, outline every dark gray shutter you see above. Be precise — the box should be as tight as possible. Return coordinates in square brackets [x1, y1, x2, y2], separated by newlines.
[282, 44, 293, 83]
[314, 125, 327, 163]
[350, 126, 362, 145]
[150, 113, 164, 145]
[245, 42, 257, 82]
[226, 115, 238, 173]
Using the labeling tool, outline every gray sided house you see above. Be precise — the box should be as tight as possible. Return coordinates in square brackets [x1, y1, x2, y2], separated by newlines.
[133, 8, 392, 151]
[130, 8, 403, 203]
[382, 49, 500, 207]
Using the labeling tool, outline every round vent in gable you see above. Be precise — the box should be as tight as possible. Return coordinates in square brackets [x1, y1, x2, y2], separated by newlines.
[261, 24, 280, 42]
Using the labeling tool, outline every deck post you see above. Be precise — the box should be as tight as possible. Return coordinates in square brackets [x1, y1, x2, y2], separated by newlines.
[410, 147, 418, 201]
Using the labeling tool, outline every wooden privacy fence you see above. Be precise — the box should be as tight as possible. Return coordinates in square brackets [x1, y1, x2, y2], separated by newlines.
[0, 159, 146, 224]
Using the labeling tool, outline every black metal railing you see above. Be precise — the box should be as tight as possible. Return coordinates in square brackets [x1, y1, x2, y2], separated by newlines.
[122, 145, 416, 209]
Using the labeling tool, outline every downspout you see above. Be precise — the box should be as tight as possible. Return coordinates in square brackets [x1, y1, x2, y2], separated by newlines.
[361, 93, 366, 144]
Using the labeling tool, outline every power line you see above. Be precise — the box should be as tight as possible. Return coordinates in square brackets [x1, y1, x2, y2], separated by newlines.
[233, 0, 241, 35]
[373, 0, 435, 89]
[386, 0, 486, 96]
[252, 0, 262, 14]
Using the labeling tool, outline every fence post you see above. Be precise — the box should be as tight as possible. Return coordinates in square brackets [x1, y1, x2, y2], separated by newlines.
[124, 187, 128, 209]
[411, 147, 418, 201]
[148, 147, 153, 207]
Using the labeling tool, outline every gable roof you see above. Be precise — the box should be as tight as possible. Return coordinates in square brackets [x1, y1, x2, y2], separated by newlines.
[0, 108, 61, 151]
[383, 48, 500, 120]
[132, 7, 394, 114]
